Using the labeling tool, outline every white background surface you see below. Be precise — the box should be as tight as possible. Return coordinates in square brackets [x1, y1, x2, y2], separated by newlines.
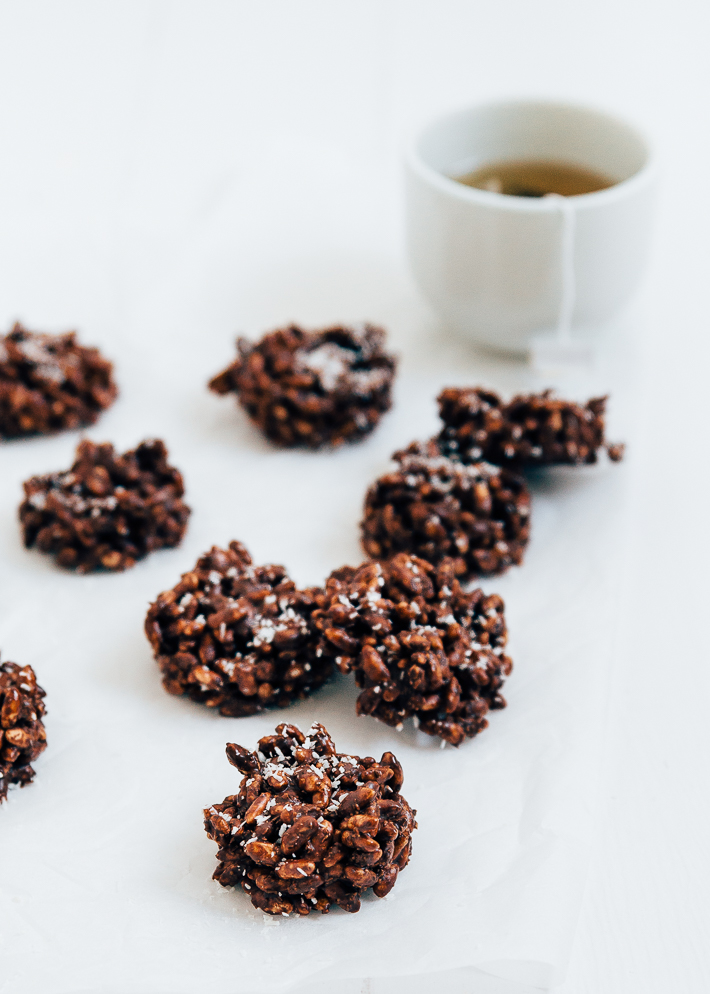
[0, 3, 708, 992]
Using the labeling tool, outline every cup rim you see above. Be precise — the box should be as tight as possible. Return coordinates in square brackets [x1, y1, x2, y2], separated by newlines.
[405, 98, 656, 212]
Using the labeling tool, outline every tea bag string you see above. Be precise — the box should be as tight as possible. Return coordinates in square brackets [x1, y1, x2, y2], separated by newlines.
[530, 193, 591, 367]
[545, 192, 576, 342]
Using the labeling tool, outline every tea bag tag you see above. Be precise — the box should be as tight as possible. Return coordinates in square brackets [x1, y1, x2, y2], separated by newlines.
[531, 333, 594, 368]
[530, 193, 594, 370]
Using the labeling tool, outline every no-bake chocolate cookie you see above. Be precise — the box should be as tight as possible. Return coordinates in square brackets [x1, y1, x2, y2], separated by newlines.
[204, 721, 416, 915]
[145, 542, 331, 716]
[315, 553, 511, 745]
[361, 441, 530, 580]
[19, 439, 189, 572]
[0, 660, 47, 803]
[436, 387, 624, 468]
[209, 324, 396, 448]
[0, 323, 116, 439]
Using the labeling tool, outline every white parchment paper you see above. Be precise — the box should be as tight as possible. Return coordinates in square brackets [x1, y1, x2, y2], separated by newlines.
[0, 270, 633, 993]
[0, 29, 637, 984]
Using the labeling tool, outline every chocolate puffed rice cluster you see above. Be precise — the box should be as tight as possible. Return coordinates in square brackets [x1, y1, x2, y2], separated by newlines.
[361, 441, 530, 580]
[0, 660, 47, 803]
[19, 438, 190, 572]
[145, 542, 331, 716]
[209, 323, 396, 449]
[316, 553, 511, 745]
[204, 722, 416, 915]
[436, 386, 624, 468]
[0, 323, 116, 439]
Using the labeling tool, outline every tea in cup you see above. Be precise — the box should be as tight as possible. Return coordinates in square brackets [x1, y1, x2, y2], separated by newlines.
[405, 100, 656, 353]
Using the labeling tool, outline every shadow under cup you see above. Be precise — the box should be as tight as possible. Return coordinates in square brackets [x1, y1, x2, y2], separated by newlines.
[405, 101, 656, 353]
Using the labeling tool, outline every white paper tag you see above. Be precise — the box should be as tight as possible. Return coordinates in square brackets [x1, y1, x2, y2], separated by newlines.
[530, 331, 595, 369]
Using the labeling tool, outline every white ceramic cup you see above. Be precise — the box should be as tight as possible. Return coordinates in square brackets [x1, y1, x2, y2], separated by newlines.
[405, 100, 656, 352]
